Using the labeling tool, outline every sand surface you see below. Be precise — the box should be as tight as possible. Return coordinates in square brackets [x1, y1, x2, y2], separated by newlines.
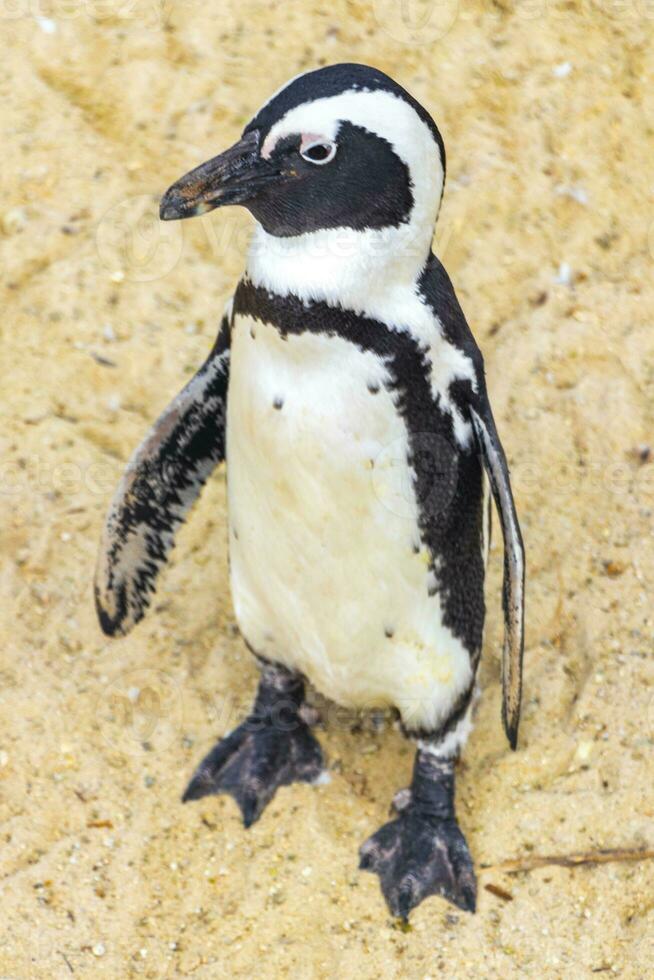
[1, 2, 653, 977]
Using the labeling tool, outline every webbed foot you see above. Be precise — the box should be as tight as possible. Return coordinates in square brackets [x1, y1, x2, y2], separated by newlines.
[183, 664, 324, 827]
[359, 806, 476, 918]
[359, 751, 476, 919]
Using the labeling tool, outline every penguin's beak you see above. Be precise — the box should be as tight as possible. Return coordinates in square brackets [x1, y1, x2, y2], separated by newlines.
[159, 129, 279, 221]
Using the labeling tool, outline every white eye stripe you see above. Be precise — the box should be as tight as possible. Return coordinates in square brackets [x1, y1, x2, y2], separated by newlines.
[299, 140, 337, 165]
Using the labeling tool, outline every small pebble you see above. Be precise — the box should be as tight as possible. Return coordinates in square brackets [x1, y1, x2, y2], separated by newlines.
[554, 262, 573, 286]
[92, 943, 106, 957]
[552, 61, 572, 78]
[555, 185, 588, 205]
[312, 770, 331, 786]
[36, 16, 57, 34]
[628, 445, 651, 465]
[574, 740, 594, 764]
[2, 207, 28, 235]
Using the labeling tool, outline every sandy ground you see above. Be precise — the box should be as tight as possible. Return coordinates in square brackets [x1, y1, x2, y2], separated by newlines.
[1, 1, 653, 977]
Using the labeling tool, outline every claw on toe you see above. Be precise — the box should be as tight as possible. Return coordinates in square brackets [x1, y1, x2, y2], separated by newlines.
[359, 810, 477, 920]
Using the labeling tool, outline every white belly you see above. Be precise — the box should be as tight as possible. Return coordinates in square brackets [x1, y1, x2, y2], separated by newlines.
[225, 314, 472, 730]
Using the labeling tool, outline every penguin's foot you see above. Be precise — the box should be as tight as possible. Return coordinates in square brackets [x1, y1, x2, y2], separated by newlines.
[359, 807, 476, 919]
[182, 665, 324, 827]
[359, 750, 476, 919]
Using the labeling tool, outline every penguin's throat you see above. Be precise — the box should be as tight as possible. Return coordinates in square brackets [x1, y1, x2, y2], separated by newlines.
[246, 222, 435, 308]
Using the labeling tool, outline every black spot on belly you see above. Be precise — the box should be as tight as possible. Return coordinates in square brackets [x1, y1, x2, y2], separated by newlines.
[250, 327, 256, 339]
[367, 381, 380, 394]
[384, 626, 395, 639]
[273, 396, 284, 410]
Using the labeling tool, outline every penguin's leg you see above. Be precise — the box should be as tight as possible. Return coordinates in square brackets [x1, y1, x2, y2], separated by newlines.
[182, 659, 325, 827]
[359, 709, 476, 920]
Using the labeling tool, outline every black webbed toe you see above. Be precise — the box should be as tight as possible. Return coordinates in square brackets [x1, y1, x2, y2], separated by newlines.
[360, 808, 476, 918]
[183, 666, 325, 826]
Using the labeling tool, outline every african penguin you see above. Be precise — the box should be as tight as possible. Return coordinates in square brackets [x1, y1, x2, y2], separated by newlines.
[95, 63, 525, 920]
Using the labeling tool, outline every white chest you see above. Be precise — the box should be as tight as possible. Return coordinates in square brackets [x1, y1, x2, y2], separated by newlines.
[225, 313, 472, 731]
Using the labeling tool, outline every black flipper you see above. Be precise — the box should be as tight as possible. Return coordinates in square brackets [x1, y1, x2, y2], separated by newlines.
[183, 663, 325, 827]
[417, 253, 525, 749]
[360, 751, 476, 920]
[95, 309, 231, 637]
[470, 400, 525, 749]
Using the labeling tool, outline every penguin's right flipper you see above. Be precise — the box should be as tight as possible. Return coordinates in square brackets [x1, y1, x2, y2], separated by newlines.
[470, 401, 525, 749]
[94, 308, 232, 637]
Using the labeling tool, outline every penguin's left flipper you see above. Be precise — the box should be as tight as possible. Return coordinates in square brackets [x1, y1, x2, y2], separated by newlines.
[94, 309, 231, 637]
[470, 399, 525, 749]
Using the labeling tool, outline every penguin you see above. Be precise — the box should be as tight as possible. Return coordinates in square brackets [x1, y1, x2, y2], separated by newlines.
[95, 63, 525, 920]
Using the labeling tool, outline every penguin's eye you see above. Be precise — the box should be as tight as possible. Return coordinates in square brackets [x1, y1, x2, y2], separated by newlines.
[299, 140, 337, 165]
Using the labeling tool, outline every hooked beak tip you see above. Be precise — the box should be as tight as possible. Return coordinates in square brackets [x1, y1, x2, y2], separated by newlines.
[159, 201, 178, 221]
[159, 128, 267, 222]
[159, 194, 217, 221]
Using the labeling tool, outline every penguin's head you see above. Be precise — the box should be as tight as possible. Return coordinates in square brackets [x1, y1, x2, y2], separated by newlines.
[160, 64, 445, 245]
